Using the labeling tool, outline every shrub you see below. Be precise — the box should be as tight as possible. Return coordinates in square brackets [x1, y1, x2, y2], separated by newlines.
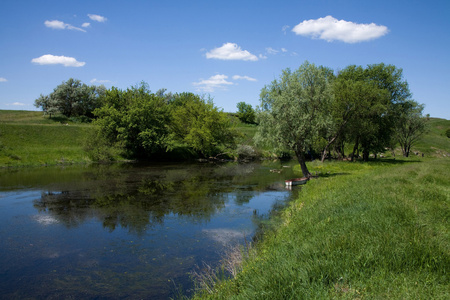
[236, 145, 259, 161]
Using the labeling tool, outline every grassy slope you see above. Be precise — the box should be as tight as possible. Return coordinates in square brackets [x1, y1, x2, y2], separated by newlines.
[195, 158, 449, 299]
[0, 110, 92, 167]
[414, 118, 450, 157]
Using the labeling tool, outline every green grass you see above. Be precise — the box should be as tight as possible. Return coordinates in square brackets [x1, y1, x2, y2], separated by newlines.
[193, 158, 449, 299]
[414, 118, 450, 157]
[0, 110, 93, 167]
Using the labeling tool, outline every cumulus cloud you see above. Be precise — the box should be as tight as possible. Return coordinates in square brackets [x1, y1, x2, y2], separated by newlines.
[88, 14, 107, 22]
[232, 75, 257, 82]
[82, 22, 91, 28]
[0, 77, 7, 82]
[31, 54, 86, 67]
[193, 74, 234, 92]
[206, 43, 259, 61]
[44, 20, 86, 32]
[90, 78, 111, 84]
[292, 15, 389, 43]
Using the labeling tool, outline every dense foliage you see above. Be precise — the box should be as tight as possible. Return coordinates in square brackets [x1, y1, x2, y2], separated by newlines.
[88, 83, 236, 159]
[170, 93, 236, 157]
[236, 102, 256, 124]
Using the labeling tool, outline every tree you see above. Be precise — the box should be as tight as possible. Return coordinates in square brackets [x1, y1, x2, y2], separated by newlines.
[236, 102, 256, 124]
[34, 78, 105, 118]
[255, 61, 333, 178]
[169, 93, 236, 157]
[93, 82, 172, 158]
[332, 65, 391, 161]
[394, 100, 427, 157]
[333, 64, 412, 161]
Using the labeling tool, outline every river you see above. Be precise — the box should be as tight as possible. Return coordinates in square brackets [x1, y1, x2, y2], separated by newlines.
[0, 160, 300, 299]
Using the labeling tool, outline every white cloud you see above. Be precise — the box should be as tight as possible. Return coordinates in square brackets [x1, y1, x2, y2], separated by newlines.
[292, 15, 389, 43]
[232, 75, 257, 82]
[31, 54, 86, 67]
[44, 20, 86, 32]
[193, 74, 234, 92]
[282, 25, 290, 35]
[281, 48, 288, 53]
[88, 14, 107, 22]
[206, 43, 258, 61]
[90, 78, 111, 84]
[82, 22, 91, 28]
[266, 47, 279, 55]
[12, 102, 25, 106]
[0, 77, 7, 82]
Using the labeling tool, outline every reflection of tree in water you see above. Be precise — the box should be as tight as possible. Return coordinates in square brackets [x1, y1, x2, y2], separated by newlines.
[33, 166, 230, 234]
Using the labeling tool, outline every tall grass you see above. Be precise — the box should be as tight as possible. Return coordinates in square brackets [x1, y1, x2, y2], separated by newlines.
[194, 159, 449, 299]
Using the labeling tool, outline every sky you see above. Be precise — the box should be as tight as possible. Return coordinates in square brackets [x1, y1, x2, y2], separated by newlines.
[1, 0, 449, 119]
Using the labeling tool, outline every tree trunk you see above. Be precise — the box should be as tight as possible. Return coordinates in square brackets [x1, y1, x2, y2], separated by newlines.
[351, 136, 359, 162]
[362, 149, 369, 162]
[295, 149, 312, 178]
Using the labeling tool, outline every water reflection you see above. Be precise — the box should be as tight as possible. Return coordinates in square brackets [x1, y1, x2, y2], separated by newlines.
[0, 161, 299, 299]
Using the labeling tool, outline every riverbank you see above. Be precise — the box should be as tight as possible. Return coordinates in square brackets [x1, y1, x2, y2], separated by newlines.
[192, 158, 449, 299]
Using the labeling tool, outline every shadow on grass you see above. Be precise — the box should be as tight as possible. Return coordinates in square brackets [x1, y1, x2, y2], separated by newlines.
[312, 172, 351, 179]
[368, 158, 423, 165]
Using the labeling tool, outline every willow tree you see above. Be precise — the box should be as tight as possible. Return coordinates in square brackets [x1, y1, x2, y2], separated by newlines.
[254, 61, 333, 178]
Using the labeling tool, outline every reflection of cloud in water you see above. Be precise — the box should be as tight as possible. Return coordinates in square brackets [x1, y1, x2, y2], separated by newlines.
[202, 228, 247, 245]
[33, 215, 59, 226]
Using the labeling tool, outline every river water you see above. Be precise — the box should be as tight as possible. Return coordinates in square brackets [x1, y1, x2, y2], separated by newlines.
[0, 160, 300, 299]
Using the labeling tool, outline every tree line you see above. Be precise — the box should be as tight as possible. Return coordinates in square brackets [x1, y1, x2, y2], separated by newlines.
[35, 61, 427, 173]
[35, 81, 236, 160]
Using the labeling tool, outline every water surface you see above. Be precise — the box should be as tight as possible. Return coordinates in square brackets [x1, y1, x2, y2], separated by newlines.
[0, 161, 300, 299]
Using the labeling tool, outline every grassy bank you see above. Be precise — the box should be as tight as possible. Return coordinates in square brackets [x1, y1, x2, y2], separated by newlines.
[193, 158, 449, 299]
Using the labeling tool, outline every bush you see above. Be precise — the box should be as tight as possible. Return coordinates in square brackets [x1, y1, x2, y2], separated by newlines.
[236, 102, 256, 124]
[446, 128, 450, 138]
[236, 145, 259, 161]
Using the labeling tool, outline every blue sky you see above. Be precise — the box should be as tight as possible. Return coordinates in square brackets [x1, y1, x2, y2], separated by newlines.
[1, 0, 449, 119]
